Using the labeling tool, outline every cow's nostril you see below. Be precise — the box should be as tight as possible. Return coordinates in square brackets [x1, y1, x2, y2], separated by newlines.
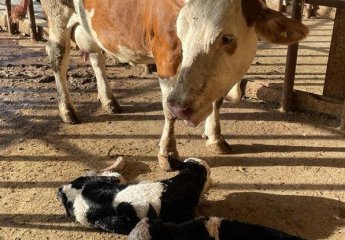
[167, 96, 177, 107]
[180, 107, 193, 118]
[166, 96, 194, 120]
[169, 105, 194, 120]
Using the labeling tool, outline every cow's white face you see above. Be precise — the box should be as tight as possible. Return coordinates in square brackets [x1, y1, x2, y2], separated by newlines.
[168, 0, 308, 126]
[172, 0, 256, 126]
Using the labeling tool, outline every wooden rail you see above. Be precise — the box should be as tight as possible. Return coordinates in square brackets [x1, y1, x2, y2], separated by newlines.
[282, 0, 345, 130]
[305, 0, 345, 9]
[3, 0, 38, 41]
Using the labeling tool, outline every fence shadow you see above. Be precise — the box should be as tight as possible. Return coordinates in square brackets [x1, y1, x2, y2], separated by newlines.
[200, 192, 345, 240]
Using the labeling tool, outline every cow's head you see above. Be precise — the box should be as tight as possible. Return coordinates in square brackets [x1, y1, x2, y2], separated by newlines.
[167, 0, 308, 126]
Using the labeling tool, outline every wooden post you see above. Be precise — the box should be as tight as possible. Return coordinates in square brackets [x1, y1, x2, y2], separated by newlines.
[4, 0, 17, 35]
[323, 8, 345, 100]
[282, 0, 304, 112]
[278, 0, 284, 12]
[28, 0, 38, 41]
[341, 99, 345, 131]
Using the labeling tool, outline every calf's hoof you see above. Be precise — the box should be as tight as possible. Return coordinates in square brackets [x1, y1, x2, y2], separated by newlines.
[158, 153, 180, 171]
[206, 139, 231, 154]
[60, 110, 80, 124]
[100, 157, 127, 173]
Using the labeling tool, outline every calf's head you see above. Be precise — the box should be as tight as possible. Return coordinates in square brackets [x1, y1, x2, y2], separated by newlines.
[57, 173, 125, 219]
[168, 0, 308, 126]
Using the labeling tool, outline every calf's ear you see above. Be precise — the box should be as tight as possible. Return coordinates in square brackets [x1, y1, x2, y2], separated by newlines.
[242, 0, 309, 44]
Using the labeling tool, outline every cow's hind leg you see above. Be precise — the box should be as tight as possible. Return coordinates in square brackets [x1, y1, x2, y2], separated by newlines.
[203, 98, 231, 154]
[47, 28, 79, 124]
[89, 52, 122, 113]
[158, 78, 179, 170]
[40, 0, 78, 123]
[74, 25, 122, 114]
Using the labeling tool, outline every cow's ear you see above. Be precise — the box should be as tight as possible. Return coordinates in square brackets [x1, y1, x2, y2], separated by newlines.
[242, 0, 309, 44]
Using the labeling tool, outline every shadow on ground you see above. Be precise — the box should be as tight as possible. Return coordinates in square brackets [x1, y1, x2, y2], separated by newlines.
[200, 192, 345, 240]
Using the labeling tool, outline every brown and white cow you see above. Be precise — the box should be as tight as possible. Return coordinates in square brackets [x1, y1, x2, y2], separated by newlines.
[15, 0, 308, 169]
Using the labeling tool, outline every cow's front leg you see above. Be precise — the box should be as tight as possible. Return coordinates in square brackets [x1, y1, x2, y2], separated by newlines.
[203, 98, 231, 154]
[224, 82, 242, 103]
[89, 52, 122, 114]
[158, 78, 179, 170]
[47, 29, 79, 124]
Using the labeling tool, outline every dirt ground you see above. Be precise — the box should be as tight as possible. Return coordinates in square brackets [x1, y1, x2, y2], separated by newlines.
[0, 19, 345, 240]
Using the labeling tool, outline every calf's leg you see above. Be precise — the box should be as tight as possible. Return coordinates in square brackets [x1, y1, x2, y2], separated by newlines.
[203, 98, 231, 154]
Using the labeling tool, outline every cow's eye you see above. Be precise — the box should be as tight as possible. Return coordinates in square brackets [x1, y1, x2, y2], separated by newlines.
[222, 35, 234, 45]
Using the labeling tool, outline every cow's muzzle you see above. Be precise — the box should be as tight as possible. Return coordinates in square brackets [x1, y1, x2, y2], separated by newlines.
[167, 97, 194, 121]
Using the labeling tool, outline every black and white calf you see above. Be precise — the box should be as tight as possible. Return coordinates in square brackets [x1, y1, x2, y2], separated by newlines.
[129, 217, 304, 240]
[57, 157, 212, 234]
[57, 171, 127, 221]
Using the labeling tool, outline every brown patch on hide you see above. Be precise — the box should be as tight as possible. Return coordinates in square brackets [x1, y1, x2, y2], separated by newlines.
[83, 0, 184, 78]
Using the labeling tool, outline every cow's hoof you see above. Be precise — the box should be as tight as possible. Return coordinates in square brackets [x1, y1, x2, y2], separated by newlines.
[60, 110, 80, 124]
[158, 153, 180, 171]
[206, 139, 231, 154]
[103, 98, 123, 114]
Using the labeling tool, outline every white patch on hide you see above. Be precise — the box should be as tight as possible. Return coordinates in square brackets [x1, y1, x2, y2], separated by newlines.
[62, 184, 80, 202]
[205, 217, 222, 240]
[113, 182, 165, 219]
[61, 183, 89, 226]
[177, 0, 231, 65]
[67, 13, 80, 29]
[73, 194, 90, 226]
[73, 24, 100, 53]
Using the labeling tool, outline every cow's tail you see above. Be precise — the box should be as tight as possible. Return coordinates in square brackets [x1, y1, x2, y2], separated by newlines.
[11, 0, 31, 22]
